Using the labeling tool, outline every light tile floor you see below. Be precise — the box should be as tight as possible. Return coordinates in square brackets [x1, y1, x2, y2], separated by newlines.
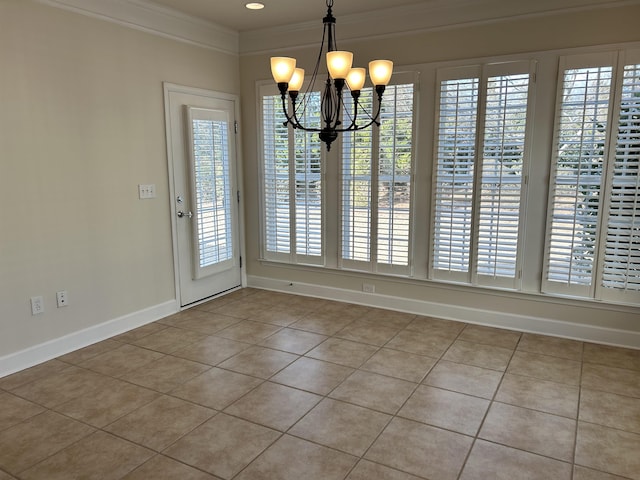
[1, 288, 639, 480]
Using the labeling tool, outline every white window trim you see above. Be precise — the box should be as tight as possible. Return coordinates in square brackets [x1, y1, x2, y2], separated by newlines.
[429, 60, 536, 290]
[543, 49, 640, 304]
[258, 81, 326, 266]
[339, 71, 419, 277]
[256, 42, 640, 309]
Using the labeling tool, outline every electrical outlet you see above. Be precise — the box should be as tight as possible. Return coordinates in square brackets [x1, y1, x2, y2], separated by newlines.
[31, 296, 44, 315]
[56, 290, 68, 307]
[362, 283, 375, 293]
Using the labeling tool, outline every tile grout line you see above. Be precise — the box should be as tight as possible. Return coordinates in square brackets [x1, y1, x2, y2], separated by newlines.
[571, 340, 586, 476]
[2, 292, 639, 479]
[349, 317, 467, 480]
[454, 328, 518, 480]
[228, 308, 418, 479]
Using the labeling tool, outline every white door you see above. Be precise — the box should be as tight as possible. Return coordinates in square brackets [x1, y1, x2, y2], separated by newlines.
[164, 84, 242, 307]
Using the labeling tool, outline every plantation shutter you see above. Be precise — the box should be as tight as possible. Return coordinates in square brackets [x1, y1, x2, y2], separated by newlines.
[294, 92, 323, 261]
[341, 89, 374, 266]
[432, 62, 532, 288]
[378, 83, 414, 272]
[262, 91, 291, 260]
[598, 53, 640, 304]
[260, 85, 324, 264]
[432, 68, 479, 282]
[543, 53, 616, 297]
[340, 76, 415, 274]
[476, 70, 531, 287]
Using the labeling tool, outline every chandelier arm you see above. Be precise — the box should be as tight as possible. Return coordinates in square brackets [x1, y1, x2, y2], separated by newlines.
[357, 96, 377, 123]
[336, 92, 359, 130]
[282, 91, 323, 132]
[353, 101, 382, 129]
[334, 86, 385, 132]
[321, 77, 338, 129]
[334, 117, 377, 133]
[279, 90, 295, 128]
[346, 100, 359, 130]
[370, 85, 386, 125]
[334, 78, 346, 129]
[291, 105, 323, 132]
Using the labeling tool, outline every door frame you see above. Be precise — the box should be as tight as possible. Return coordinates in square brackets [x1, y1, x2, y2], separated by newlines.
[163, 82, 246, 309]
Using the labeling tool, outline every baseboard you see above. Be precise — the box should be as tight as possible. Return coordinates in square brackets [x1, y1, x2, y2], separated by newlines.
[248, 275, 640, 349]
[0, 300, 178, 378]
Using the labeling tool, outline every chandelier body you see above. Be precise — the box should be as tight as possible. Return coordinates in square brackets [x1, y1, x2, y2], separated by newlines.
[270, 0, 393, 151]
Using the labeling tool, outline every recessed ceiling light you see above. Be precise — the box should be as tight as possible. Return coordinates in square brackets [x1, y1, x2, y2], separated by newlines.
[245, 2, 265, 9]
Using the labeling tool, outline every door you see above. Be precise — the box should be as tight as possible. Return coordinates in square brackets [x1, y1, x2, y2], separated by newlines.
[164, 84, 242, 307]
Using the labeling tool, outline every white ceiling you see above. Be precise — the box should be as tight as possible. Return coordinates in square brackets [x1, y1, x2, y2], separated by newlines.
[142, 0, 433, 32]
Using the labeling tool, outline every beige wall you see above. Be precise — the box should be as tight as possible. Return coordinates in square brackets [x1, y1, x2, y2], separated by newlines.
[0, 0, 240, 357]
[239, 4, 640, 338]
[1, 0, 639, 363]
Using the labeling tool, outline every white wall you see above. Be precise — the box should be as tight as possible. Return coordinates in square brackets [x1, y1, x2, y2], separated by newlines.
[0, 0, 240, 366]
[239, 3, 640, 346]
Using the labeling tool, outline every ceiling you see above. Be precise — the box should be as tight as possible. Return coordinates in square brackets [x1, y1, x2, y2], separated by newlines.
[143, 0, 433, 32]
[42, 0, 626, 55]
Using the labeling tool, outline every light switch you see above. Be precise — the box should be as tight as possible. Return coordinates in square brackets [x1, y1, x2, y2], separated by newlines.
[138, 184, 156, 199]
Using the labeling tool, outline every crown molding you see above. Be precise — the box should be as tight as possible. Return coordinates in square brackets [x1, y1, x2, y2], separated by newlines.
[240, 0, 635, 55]
[36, 0, 239, 55]
[33, 0, 635, 57]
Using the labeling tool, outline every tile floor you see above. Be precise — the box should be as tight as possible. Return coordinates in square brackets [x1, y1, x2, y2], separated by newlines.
[1, 288, 639, 480]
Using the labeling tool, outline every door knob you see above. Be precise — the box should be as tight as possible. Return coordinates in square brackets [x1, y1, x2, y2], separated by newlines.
[177, 211, 193, 218]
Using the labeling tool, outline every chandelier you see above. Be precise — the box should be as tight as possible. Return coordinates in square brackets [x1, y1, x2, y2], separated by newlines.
[270, 0, 393, 151]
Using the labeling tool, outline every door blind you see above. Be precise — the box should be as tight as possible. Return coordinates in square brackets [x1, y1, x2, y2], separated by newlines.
[191, 118, 233, 269]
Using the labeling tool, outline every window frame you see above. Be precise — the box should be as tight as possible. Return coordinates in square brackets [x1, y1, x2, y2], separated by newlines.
[543, 49, 640, 304]
[429, 60, 536, 290]
[258, 82, 326, 266]
[256, 43, 640, 309]
[339, 71, 419, 276]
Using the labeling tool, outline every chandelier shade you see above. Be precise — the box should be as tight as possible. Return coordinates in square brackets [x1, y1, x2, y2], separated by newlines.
[289, 68, 305, 92]
[269, 0, 393, 151]
[326, 51, 353, 79]
[270, 57, 296, 83]
[369, 60, 394, 87]
[346, 68, 366, 91]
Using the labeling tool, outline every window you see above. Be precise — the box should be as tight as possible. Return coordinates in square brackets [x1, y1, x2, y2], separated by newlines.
[341, 81, 415, 274]
[258, 46, 639, 308]
[261, 87, 323, 264]
[544, 51, 640, 303]
[188, 107, 234, 278]
[431, 62, 534, 289]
